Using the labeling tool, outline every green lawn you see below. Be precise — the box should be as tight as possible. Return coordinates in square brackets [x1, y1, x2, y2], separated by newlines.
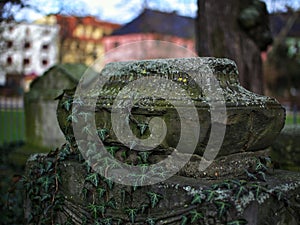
[285, 113, 300, 125]
[0, 110, 25, 145]
[0, 108, 298, 146]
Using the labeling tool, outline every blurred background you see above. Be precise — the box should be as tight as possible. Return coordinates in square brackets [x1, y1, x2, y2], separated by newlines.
[0, 0, 300, 221]
[0, 0, 300, 147]
[0, 0, 299, 157]
[0, 0, 299, 222]
[0, 0, 299, 147]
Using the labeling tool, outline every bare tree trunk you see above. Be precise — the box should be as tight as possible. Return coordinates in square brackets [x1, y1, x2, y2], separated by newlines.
[196, 0, 272, 94]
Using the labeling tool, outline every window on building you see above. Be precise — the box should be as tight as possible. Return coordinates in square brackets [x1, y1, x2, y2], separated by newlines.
[8, 26, 14, 32]
[93, 28, 103, 39]
[7, 56, 13, 65]
[85, 25, 93, 38]
[73, 25, 84, 37]
[86, 42, 94, 53]
[104, 29, 112, 36]
[70, 41, 77, 50]
[41, 59, 48, 66]
[23, 58, 30, 66]
[114, 42, 119, 48]
[41, 43, 49, 50]
[25, 28, 30, 35]
[43, 29, 50, 35]
[24, 41, 31, 49]
[7, 41, 13, 48]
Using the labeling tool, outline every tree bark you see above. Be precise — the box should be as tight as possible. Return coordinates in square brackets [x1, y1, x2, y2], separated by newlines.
[196, 0, 272, 94]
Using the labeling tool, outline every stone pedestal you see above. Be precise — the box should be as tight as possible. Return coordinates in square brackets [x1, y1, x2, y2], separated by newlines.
[57, 58, 285, 157]
[23, 58, 296, 225]
[24, 153, 300, 225]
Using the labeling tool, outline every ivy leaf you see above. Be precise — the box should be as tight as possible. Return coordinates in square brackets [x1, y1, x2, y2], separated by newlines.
[191, 193, 203, 204]
[87, 203, 99, 219]
[83, 161, 92, 173]
[72, 97, 84, 106]
[44, 160, 54, 172]
[250, 184, 267, 198]
[115, 218, 123, 225]
[146, 217, 156, 225]
[255, 158, 268, 171]
[217, 180, 232, 189]
[58, 145, 71, 161]
[67, 112, 78, 123]
[227, 219, 248, 225]
[104, 178, 114, 190]
[81, 216, 88, 225]
[78, 111, 91, 122]
[215, 200, 230, 218]
[106, 146, 119, 156]
[257, 171, 267, 182]
[106, 198, 116, 209]
[81, 124, 92, 135]
[94, 221, 101, 225]
[135, 173, 149, 186]
[97, 187, 106, 199]
[236, 186, 247, 199]
[37, 163, 46, 175]
[244, 169, 257, 180]
[137, 123, 148, 135]
[97, 203, 106, 217]
[120, 189, 127, 205]
[138, 151, 151, 163]
[157, 170, 168, 179]
[82, 187, 88, 200]
[204, 189, 217, 202]
[101, 218, 113, 225]
[139, 163, 149, 173]
[97, 128, 109, 141]
[85, 173, 99, 187]
[264, 156, 272, 163]
[147, 192, 162, 208]
[140, 203, 149, 214]
[40, 193, 51, 202]
[37, 176, 53, 192]
[125, 208, 138, 223]
[130, 177, 139, 191]
[273, 189, 285, 201]
[62, 99, 72, 111]
[231, 179, 247, 186]
[129, 141, 137, 150]
[180, 215, 188, 225]
[190, 210, 204, 223]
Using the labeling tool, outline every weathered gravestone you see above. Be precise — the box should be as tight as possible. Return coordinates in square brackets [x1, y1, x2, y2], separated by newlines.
[269, 124, 300, 172]
[24, 63, 87, 150]
[24, 58, 300, 225]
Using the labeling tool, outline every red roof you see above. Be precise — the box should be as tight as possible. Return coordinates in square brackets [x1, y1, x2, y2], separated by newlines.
[55, 15, 120, 39]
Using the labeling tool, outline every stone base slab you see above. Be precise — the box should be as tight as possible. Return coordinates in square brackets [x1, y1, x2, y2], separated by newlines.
[24, 154, 300, 225]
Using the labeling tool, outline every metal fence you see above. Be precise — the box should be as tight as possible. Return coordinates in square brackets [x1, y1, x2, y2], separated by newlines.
[0, 97, 25, 146]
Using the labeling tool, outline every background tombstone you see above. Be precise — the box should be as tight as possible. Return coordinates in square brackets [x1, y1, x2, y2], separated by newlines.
[270, 124, 300, 171]
[24, 63, 87, 150]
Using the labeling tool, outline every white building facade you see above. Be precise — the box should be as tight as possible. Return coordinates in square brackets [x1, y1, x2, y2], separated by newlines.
[0, 22, 59, 86]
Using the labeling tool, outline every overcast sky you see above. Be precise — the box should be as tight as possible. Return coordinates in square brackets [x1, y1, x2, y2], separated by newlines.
[7, 0, 300, 24]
